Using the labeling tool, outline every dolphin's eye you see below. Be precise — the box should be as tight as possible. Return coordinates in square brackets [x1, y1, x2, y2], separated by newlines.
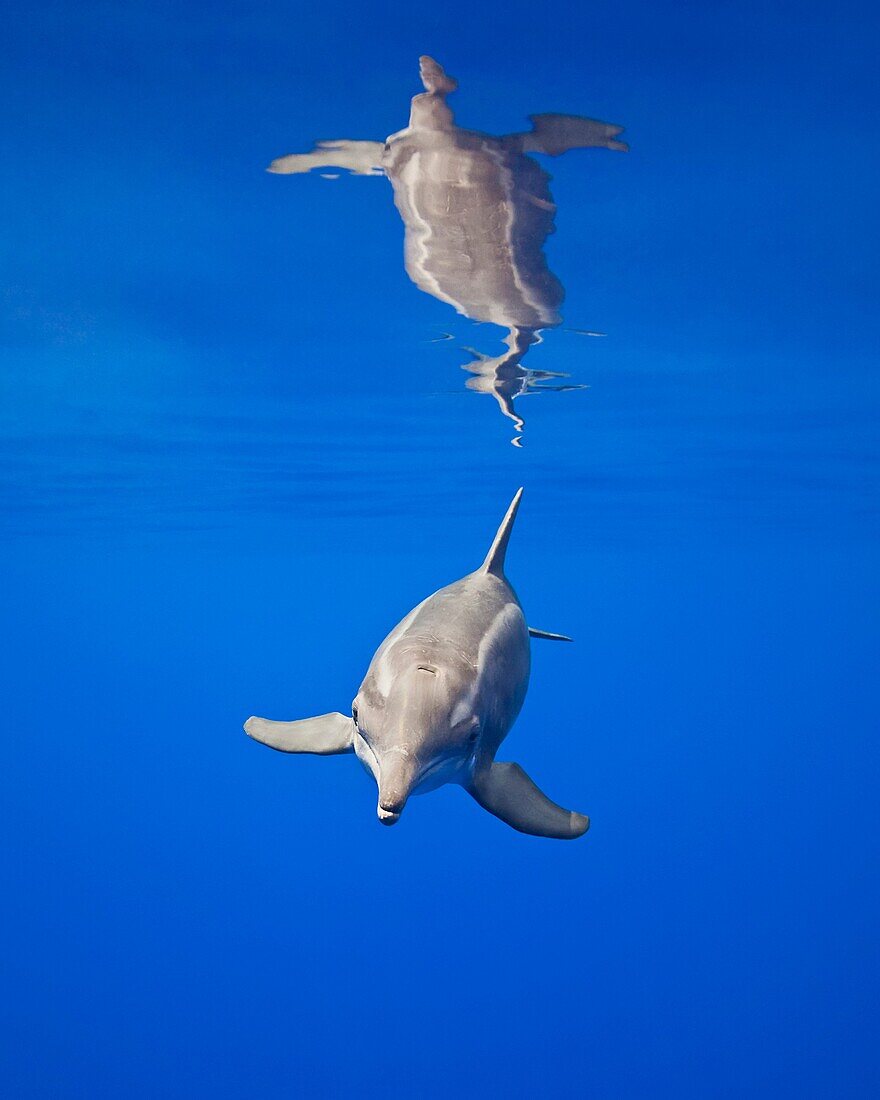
[467, 727, 479, 745]
[351, 703, 359, 724]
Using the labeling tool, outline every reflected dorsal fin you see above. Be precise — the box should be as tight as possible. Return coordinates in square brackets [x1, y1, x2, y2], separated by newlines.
[480, 488, 523, 577]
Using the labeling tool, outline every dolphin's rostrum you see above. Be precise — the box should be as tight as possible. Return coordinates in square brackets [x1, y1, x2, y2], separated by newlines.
[245, 490, 589, 839]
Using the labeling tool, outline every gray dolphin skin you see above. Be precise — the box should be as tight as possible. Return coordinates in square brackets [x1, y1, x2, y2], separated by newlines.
[267, 56, 626, 437]
[245, 489, 589, 839]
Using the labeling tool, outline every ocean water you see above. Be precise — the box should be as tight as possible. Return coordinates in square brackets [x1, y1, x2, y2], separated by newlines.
[2, 1, 879, 1096]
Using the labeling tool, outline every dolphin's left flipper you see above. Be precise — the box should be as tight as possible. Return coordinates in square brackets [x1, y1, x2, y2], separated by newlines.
[467, 762, 589, 839]
[528, 627, 572, 642]
[244, 712, 355, 754]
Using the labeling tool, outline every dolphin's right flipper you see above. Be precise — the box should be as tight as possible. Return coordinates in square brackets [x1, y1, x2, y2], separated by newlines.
[515, 114, 628, 156]
[244, 712, 355, 754]
[267, 140, 386, 176]
[467, 762, 589, 839]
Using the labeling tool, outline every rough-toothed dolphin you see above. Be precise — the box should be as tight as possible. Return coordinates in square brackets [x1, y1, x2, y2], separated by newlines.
[245, 489, 589, 839]
[267, 56, 626, 438]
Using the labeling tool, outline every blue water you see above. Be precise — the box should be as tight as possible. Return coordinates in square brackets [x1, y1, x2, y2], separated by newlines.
[3, 2, 879, 1096]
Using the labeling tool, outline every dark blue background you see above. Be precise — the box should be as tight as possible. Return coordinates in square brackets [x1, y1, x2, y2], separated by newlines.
[2, 1, 878, 1095]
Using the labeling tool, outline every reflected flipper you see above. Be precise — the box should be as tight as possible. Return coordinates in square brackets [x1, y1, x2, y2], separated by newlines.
[244, 712, 355, 754]
[516, 113, 628, 155]
[267, 140, 386, 176]
[467, 762, 589, 839]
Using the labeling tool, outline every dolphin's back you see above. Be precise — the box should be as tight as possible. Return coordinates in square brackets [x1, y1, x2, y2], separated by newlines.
[408, 572, 522, 644]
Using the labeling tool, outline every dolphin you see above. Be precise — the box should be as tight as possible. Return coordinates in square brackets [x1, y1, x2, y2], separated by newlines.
[245, 489, 589, 839]
[266, 55, 626, 438]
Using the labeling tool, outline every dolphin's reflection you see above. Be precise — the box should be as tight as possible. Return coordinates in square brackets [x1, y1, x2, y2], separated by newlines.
[269, 56, 627, 440]
[460, 329, 589, 445]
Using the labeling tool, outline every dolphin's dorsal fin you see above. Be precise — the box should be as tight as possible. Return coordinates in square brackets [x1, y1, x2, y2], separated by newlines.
[480, 488, 523, 577]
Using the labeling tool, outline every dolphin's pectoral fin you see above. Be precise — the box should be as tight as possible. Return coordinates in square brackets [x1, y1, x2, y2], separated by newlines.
[516, 113, 628, 156]
[244, 712, 354, 754]
[467, 762, 589, 839]
[528, 627, 573, 642]
[267, 140, 386, 176]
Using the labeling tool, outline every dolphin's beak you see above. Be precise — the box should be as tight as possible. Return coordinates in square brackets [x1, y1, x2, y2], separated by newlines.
[377, 805, 402, 826]
[376, 751, 419, 827]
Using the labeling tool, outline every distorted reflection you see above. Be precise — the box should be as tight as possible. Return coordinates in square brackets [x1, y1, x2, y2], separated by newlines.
[269, 56, 627, 441]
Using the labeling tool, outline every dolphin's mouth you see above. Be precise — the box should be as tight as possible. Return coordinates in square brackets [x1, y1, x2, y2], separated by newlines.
[377, 806, 401, 826]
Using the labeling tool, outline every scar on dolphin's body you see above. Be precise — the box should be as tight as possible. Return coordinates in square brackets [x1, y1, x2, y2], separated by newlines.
[245, 489, 589, 839]
[267, 55, 627, 442]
